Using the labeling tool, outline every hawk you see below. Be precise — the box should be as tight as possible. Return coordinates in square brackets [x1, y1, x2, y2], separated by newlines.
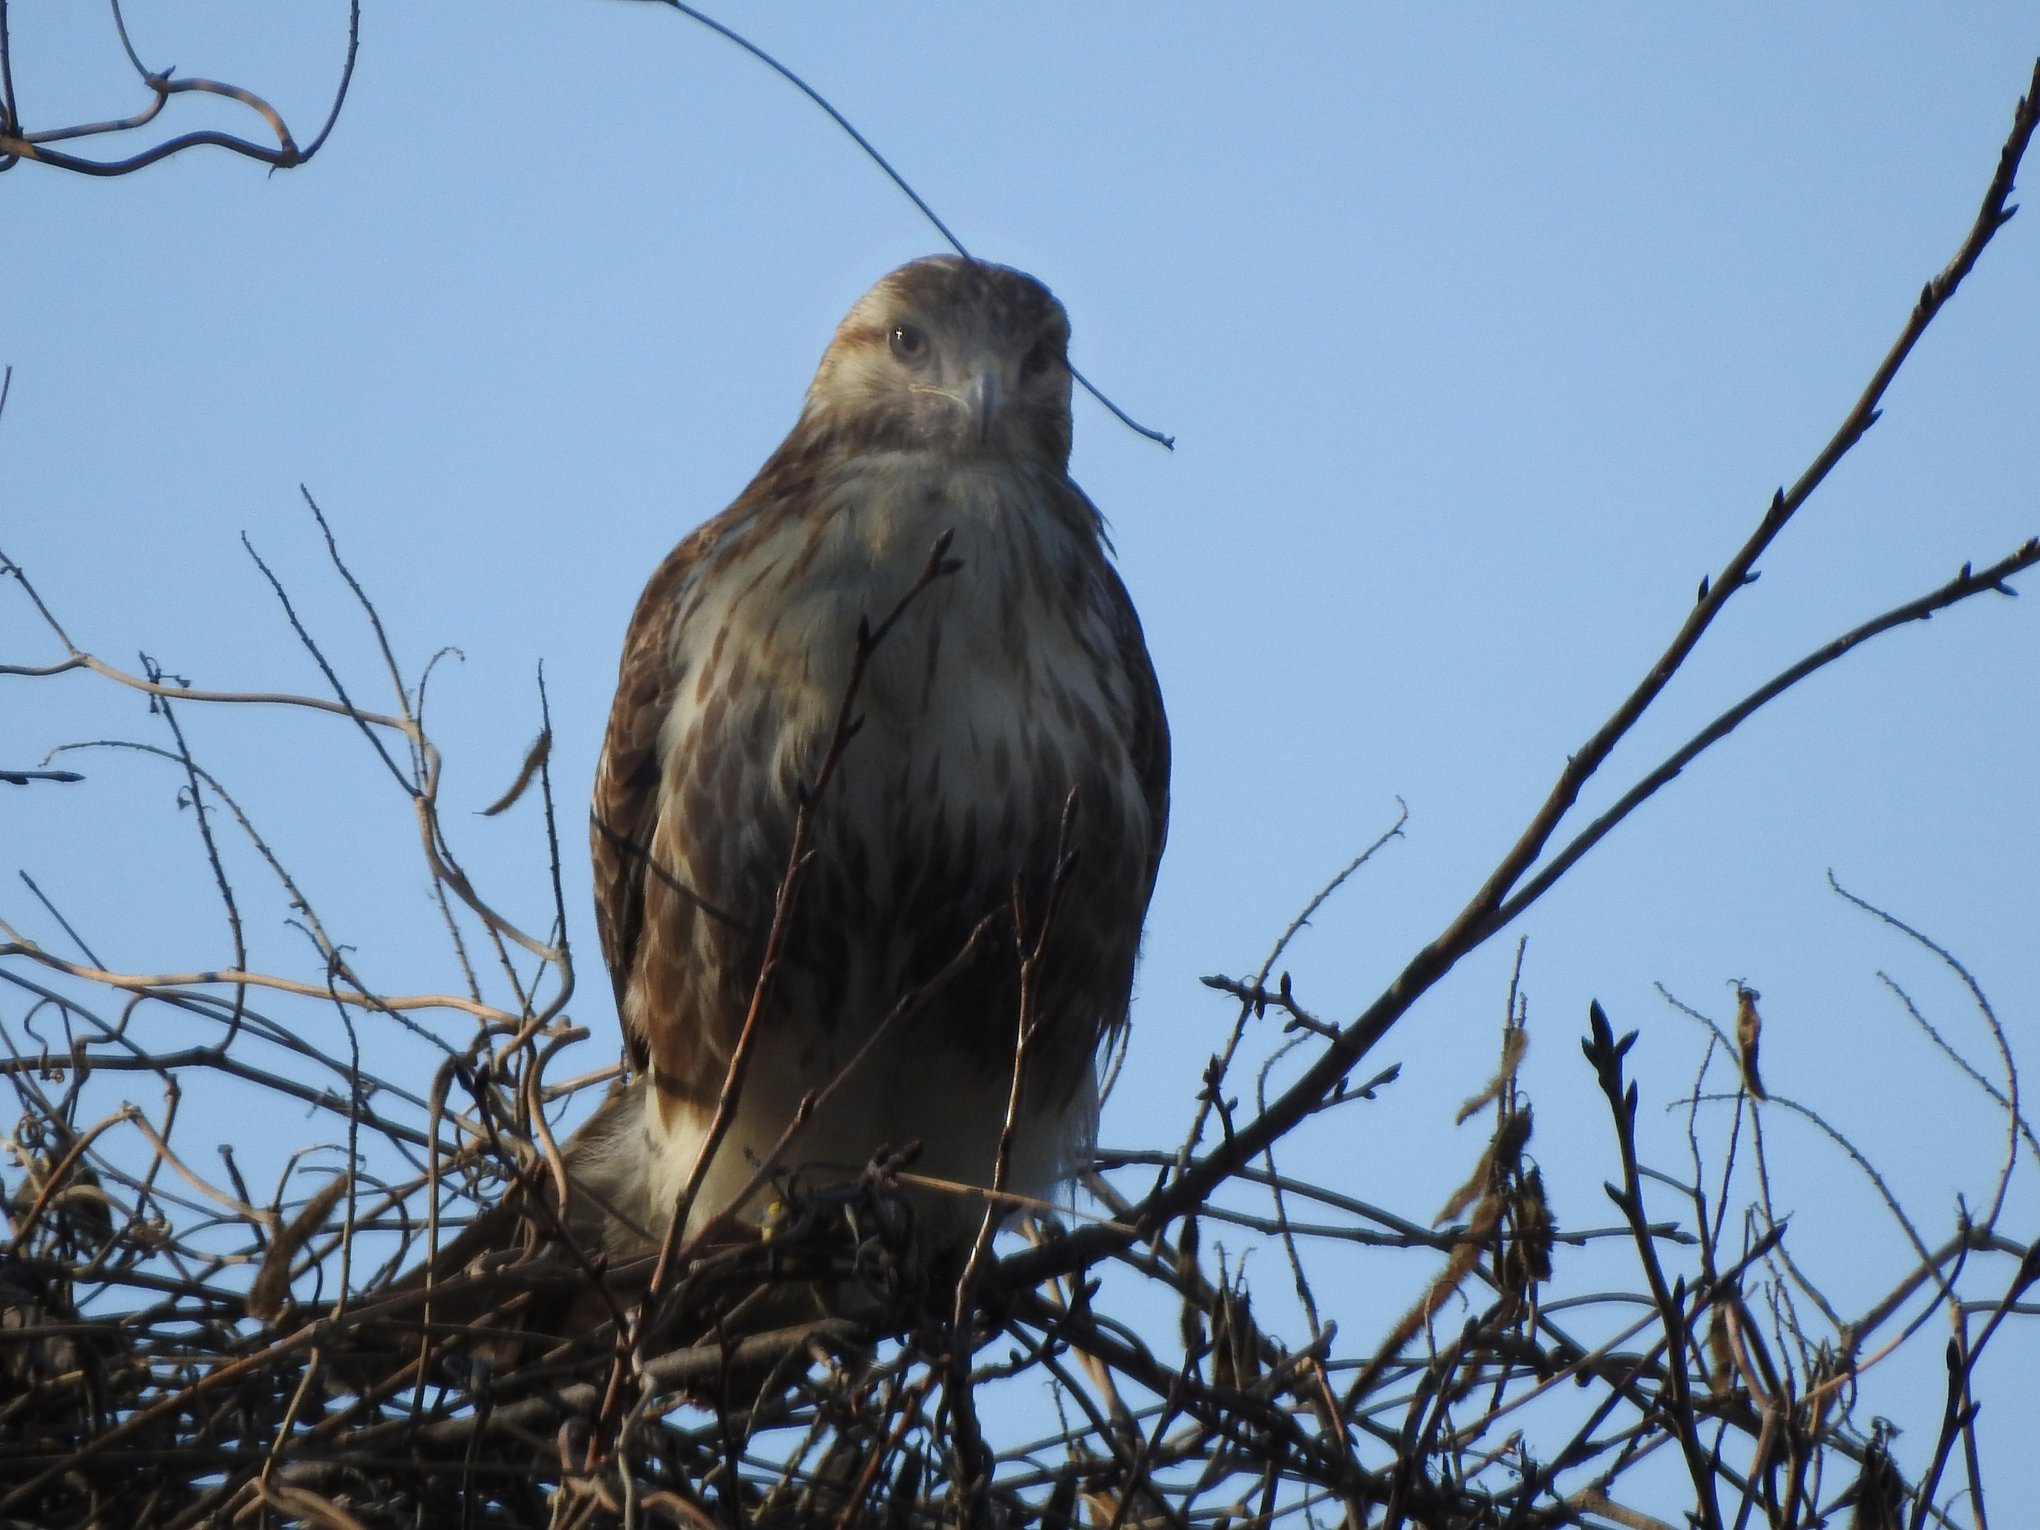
[570, 256, 1169, 1253]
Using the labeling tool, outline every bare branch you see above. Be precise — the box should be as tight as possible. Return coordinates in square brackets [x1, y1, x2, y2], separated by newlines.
[0, 2, 361, 177]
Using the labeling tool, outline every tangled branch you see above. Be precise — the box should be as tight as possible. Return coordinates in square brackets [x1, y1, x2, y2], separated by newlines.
[0, 48, 2035, 1530]
[0, 1, 359, 177]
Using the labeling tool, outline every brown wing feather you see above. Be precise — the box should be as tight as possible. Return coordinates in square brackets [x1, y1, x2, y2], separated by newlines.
[589, 521, 716, 1065]
[1101, 558, 1171, 900]
[589, 431, 829, 1072]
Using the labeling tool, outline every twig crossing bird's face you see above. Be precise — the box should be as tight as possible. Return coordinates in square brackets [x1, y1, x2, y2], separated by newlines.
[802, 256, 1076, 467]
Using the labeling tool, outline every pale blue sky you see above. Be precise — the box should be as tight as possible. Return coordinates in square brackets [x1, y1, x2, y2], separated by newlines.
[6, 4, 2038, 1511]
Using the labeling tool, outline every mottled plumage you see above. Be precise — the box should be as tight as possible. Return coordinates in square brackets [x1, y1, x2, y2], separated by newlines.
[579, 256, 1168, 1249]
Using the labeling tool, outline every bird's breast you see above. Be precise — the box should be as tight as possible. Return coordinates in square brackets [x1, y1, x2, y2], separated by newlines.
[654, 456, 1148, 957]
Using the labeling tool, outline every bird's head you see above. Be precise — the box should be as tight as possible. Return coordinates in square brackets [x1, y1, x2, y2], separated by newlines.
[802, 256, 1075, 467]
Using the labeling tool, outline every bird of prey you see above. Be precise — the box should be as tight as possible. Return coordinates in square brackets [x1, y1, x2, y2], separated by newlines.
[571, 256, 1169, 1255]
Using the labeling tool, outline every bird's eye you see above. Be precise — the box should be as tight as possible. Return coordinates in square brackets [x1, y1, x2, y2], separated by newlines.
[888, 323, 928, 362]
[1021, 340, 1055, 379]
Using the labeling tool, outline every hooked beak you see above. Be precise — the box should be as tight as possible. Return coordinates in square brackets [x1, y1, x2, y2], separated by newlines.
[959, 369, 1001, 445]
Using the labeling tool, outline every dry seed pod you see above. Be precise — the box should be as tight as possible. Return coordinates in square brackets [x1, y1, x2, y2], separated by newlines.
[1733, 982, 1768, 1101]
